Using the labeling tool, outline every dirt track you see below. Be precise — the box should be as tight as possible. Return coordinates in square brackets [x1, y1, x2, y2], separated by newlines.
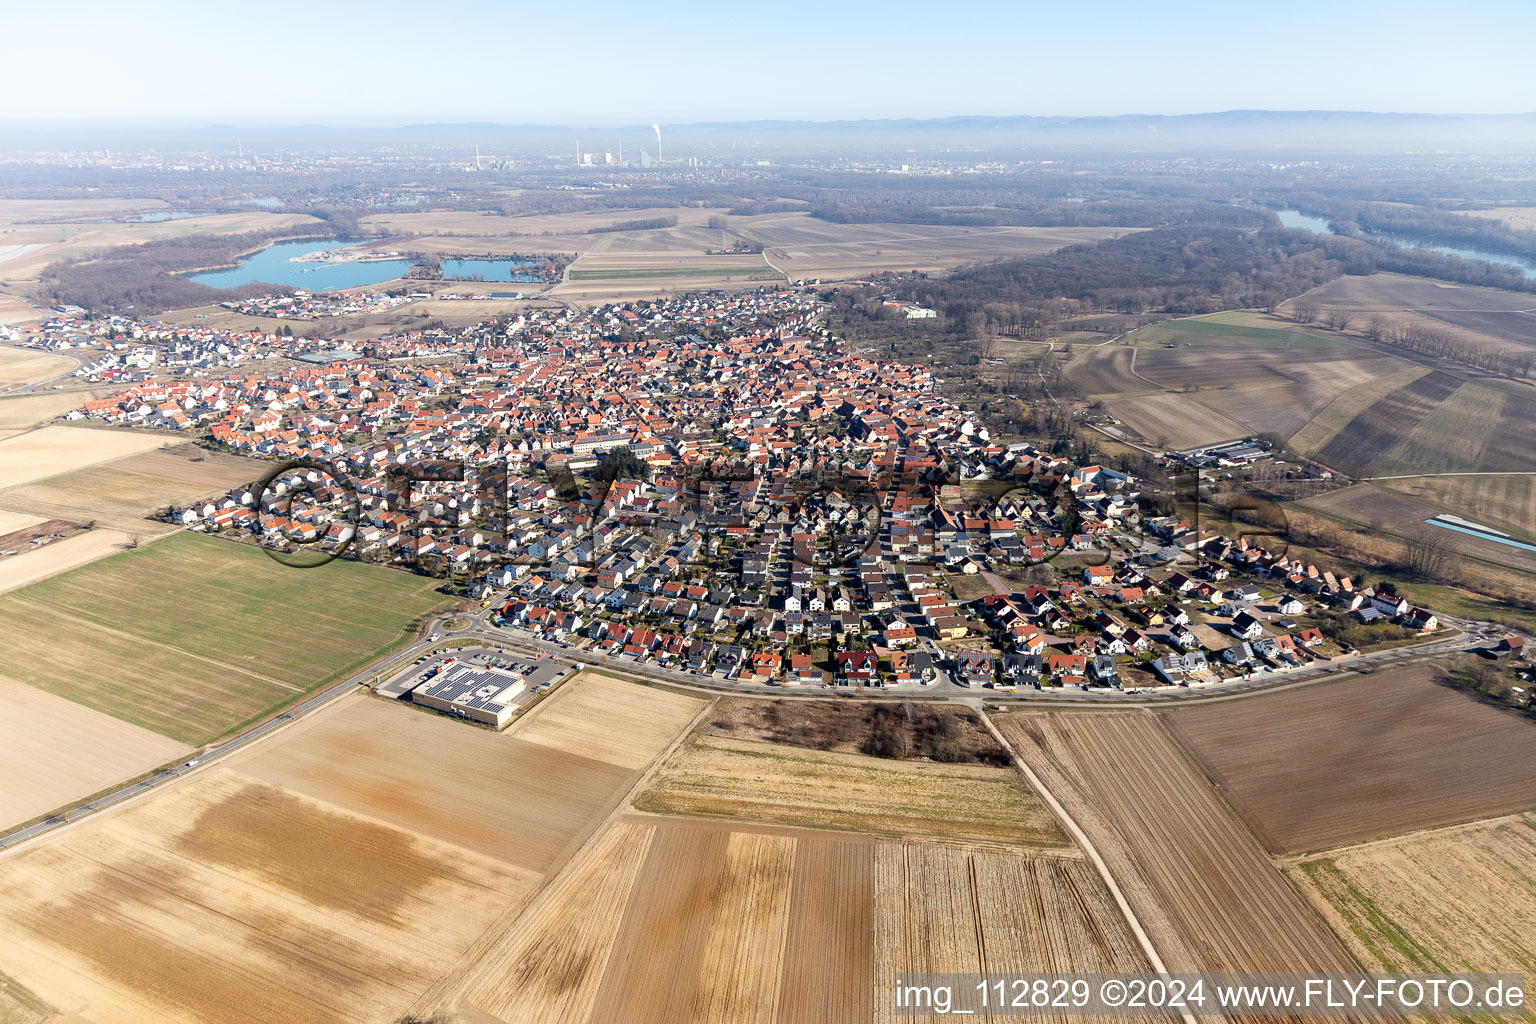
[993, 710, 1397, 1024]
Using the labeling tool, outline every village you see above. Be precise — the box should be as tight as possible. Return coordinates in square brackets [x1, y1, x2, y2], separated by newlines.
[62, 285, 1470, 693]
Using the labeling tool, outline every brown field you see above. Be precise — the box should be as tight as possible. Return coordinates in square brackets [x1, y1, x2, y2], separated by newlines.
[1377, 472, 1536, 540]
[0, 425, 174, 490]
[1457, 206, 1536, 232]
[0, 442, 264, 533]
[436, 813, 1155, 1024]
[0, 348, 75, 390]
[360, 207, 1136, 301]
[992, 711, 1376, 994]
[1162, 665, 1536, 856]
[1298, 481, 1536, 575]
[0, 389, 114, 431]
[551, 249, 785, 302]
[0, 768, 539, 1024]
[436, 818, 872, 1024]
[1067, 313, 1426, 450]
[743, 215, 1137, 279]
[0, 295, 44, 327]
[1304, 369, 1536, 478]
[505, 669, 706, 770]
[0, 674, 189, 830]
[0, 198, 173, 224]
[1290, 813, 1536, 985]
[875, 841, 1171, 1024]
[0, 527, 141, 594]
[636, 730, 1066, 847]
[237, 689, 700, 870]
[1284, 272, 1536, 359]
[1103, 391, 1249, 449]
[0, 210, 323, 281]
[1310, 370, 1458, 476]
[1287, 365, 1433, 455]
[0, 679, 706, 1024]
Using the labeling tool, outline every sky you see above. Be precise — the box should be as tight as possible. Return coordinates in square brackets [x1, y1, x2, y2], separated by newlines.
[7, 0, 1534, 125]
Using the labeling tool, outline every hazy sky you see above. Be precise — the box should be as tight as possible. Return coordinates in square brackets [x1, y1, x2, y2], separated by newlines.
[8, 0, 1534, 125]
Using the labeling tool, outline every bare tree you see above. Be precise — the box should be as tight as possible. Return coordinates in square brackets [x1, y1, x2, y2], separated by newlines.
[1292, 300, 1320, 325]
[1324, 311, 1354, 332]
[1402, 525, 1452, 580]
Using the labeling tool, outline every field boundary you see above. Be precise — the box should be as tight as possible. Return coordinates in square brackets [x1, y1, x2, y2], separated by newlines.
[404, 686, 719, 1020]
[978, 709, 1197, 1024]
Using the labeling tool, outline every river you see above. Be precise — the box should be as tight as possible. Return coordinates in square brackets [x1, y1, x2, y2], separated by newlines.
[1276, 209, 1536, 280]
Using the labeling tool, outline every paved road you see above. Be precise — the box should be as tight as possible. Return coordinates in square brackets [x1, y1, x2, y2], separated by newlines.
[0, 628, 449, 853]
[0, 597, 1508, 855]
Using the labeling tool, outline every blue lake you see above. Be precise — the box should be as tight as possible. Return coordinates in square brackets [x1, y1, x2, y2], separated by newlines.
[187, 238, 416, 291]
[439, 257, 543, 283]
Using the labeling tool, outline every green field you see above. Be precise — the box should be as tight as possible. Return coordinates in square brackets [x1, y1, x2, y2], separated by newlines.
[0, 533, 454, 745]
[1124, 312, 1346, 350]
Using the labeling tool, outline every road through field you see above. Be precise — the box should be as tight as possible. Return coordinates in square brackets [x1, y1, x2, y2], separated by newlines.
[992, 710, 1400, 1024]
[977, 710, 1196, 1024]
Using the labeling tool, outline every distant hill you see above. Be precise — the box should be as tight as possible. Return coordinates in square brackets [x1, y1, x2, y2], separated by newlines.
[6, 110, 1535, 156]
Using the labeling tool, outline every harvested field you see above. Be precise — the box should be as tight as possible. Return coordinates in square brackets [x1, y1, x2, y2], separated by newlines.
[1162, 665, 1536, 855]
[450, 821, 659, 1024]
[1287, 272, 1536, 359]
[704, 697, 1013, 765]
[0, 674, 189, 830]
[1298, 482, 1536, 574]
[0, 389, 114, 431]
[234, 693, 649, 872]
[0, 443, 266, 533]
[1377, 472, 1536, 541]
[0, 348, 74, 389]
[459, 821, 1153, 1024]
[0, 767, 537, 1024]
[1456, 206, 1536, 232]
[635, 731, 1066, 846]
[740, 214, 1136, 279]
[0, 527, 140, 594]
[1068, 312, 1427, 449]
[440, 818, 875, 1024]
[1102, 391, 1248, 449]
[992, 711, 1376, 999]
[1284, 365, 1432, 454]
[0, 211, 323, 281]
[1313, 370, 1462, 477]
[1291, 813, 1536, 979]
[0, 676, 706, 1024]
[0, 425, 173, 490]
[0, 531, 454, 744]
[0, 295, 43, 326]
[506, 669, 707, 770]
[0, 510, 43, 534]
[874, 841, 1170, 1024]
